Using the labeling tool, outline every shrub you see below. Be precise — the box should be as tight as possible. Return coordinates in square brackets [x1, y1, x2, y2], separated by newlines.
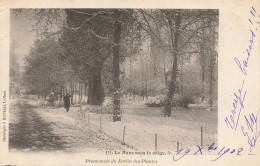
[145, 96, 165, 107]
[85, 105, 113, 114]
[176, 96, 194, 108]
[84, 98, 114, 114]
[145, 95, 194, 108]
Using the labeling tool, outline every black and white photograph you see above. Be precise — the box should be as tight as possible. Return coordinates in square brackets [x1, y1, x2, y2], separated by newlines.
[9, 8, 219, 153]
[1, 0, 260, 165]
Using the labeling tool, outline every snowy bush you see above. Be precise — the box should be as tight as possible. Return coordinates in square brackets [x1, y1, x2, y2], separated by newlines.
[85, 99, 113, 114]
[145, 95, 165, 107]
[173, 96, 194, 108]
[145, 95, 194, 108]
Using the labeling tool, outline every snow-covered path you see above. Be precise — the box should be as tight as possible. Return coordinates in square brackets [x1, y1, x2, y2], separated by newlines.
[9, 96, 128, 153]
[9, 97, 67, 152]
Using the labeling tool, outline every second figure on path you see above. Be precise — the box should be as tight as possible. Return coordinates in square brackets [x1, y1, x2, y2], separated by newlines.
[63, 93, 71, 112]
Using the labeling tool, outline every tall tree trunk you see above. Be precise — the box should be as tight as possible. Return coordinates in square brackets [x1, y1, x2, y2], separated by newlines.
[151, 39, 158, 78]
[141, 65, 144, 101]
[200, 26, 206, 103]
[133, 73, 136, 101]
[180, 57, 184, 99]
[70, 81, 74, 104]
[80, 83, 83, 103]
[87, 79, 92, 104]
[122, 63, 127, 99]
[164, 11, 181, 117]
[129, 59, 132, 97]
[145, 79, 148, 100]
[209, 23, 215, 107]
[201, 60, 205, 102]
[112, 10, 122, 122]
[78, 82, 80, 104]
[140, 54, 145, 101]
[208, 19, 216, 107]
[43, 81, 47, 100]
[74, 82, 76, 104]
[41, 84, 44, 99]
[59, 82, 63, 100]
[87, 67, 105, 105]
[209, 60, 214, 107]
[163, 55, 168, 87]
[37, 80, 40, 99]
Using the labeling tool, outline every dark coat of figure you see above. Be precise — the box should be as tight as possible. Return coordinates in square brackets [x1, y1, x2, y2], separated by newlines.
[63, 93, 71, 112]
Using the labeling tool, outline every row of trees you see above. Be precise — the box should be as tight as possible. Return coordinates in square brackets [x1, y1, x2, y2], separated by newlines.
[10, 42, 21, 95]
[122, 10, 218, 111]
[18, 9, 218, 120]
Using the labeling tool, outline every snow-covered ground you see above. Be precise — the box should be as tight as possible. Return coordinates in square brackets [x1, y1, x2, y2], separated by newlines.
[35, 106, 130, 153]
[9, 96, 130, 153]
[10, 95, 217, 153]
[80, 100, 217, 152]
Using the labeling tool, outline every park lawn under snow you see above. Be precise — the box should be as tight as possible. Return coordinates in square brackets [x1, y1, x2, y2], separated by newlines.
[35, 106, 129, 153]
[84, 101, 217, 152]
[32, 96, 217, 153]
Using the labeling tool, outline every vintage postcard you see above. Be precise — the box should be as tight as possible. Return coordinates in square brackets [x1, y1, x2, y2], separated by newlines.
[0, 0, 259, 165]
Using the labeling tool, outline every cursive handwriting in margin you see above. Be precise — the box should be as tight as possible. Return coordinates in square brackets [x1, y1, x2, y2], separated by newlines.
[241, 109, 260, 152]
[224, 80, 246, 130]
[225, 6, 260, 153]
[172, 142, 244, 162]
[234, 6, 258, 76]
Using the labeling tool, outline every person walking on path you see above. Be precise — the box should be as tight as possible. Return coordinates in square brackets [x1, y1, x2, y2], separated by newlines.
[49, 92, 55, 106]
[63, 93, 71, 112]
